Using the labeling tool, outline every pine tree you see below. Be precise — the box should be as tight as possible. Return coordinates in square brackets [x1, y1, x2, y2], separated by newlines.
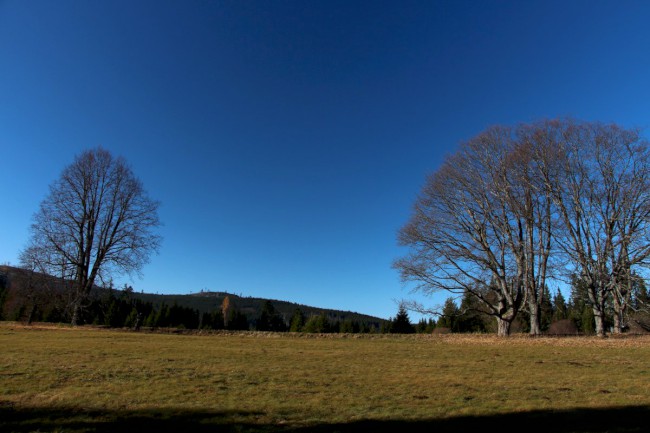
[456, 290, 488, 333]
[540, 289, 554, 332]
[437, 298, 460, 331]
[256, 300, 286, 331]
[552, 289, 569, 322]
[226, 308, 249, 330]
[289, 308, 305, 332]
[303, 314, 331, 333]
[391, 305, 415, 334]
[0, 272, 8, 321]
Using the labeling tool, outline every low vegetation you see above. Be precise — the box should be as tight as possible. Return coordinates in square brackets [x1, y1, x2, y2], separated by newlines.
[2, 323, 650, 432]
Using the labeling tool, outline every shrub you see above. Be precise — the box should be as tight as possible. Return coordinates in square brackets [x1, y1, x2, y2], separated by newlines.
[547, 319, 579, 335]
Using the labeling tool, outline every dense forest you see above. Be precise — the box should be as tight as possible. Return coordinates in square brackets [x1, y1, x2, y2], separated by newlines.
[2, 264, 649, 335]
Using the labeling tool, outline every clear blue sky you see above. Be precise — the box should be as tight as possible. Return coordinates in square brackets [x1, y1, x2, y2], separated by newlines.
[1, 0, 650, 321]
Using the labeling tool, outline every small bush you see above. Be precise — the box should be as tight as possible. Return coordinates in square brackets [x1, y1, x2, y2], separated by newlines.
[547, 319, 579, 335]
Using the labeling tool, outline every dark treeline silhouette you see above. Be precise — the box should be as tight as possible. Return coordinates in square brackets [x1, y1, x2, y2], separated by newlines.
[0, 266, 384, 333]
[2, 263, 649, 335]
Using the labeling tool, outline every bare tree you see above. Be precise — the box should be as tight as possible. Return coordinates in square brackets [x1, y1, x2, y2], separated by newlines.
[395, 127, 527, 336]
[22, 148, 161, 325]
[539, 121, 650, 336]
[396, 119, 650, 337]
[499, 125, 556, 335]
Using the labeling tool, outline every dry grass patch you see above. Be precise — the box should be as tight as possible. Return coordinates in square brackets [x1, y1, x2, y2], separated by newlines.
[2, 323, 650, 432]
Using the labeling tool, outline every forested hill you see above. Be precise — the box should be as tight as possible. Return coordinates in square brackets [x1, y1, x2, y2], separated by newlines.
[130, 290, 385, 325]
[0, 265, 387, 329]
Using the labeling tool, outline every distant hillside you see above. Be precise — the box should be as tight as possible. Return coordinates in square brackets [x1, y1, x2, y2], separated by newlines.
[0, 265, 387, 327]
[129, 290, 386, 326]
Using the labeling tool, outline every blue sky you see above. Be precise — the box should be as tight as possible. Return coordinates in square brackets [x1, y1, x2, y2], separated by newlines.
[1, 0, 650, 321]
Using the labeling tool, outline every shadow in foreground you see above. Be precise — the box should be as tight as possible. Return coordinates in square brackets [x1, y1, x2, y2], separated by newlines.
[1, 405, 650, 433]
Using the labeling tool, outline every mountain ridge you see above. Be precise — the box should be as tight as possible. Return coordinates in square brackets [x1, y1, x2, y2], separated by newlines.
[0, 265, 388, 326]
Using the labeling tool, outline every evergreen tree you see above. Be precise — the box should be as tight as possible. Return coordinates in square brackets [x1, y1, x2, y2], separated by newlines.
[289, 308, 305, 332]
[552, 289, 569, 322]
[0, 272, 8, 320]
[579, 307, 596, 334]
[358, 321, 374, 333]
[144, 310, 156, 327]
[415, 318, 436, 333]
[155, 304, 171, 327]
[124, 307, 140, 329]
[256, 300, 286, 332]
[104, 296, 121, 327]
[226, 308, 249, 330]
[540, 290, 554, 332]
[456, 290, 488, 333]
[437, 298, 460, 331]
[339, 319, 360, 333]
[633, 279, 649, 309]
[202, 309, 224, 330]
[303, 313, 331, 333]
[391, 305, 415, 334]
[380, 320, 392, 334]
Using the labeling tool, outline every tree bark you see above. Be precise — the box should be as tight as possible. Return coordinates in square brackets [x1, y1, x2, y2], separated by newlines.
[496, 317, 512, 337]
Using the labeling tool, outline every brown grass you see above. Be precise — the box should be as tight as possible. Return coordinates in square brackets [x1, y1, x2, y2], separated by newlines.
[2, 323, 650, 432]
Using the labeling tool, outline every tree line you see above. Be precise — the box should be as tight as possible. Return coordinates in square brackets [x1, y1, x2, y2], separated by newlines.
[4, 262, 648, 335]
[0, 272, 386, 333]
[395, 118, 650, 336]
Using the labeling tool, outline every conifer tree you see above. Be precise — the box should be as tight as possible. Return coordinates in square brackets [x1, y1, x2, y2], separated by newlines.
[303, 313, 331, 333]
[552, 290, 569, 322]
[289, 308, 306, 332]
[256, 300, 286, 331]
[437, 298, 460, 331]
[391, 305, 415, 334]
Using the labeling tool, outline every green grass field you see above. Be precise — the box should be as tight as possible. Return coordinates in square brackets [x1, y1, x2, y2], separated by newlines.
[2, 323, 650, 432]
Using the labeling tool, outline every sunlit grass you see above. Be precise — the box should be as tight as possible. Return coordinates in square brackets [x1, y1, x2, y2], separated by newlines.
[2, 323, 650, 432]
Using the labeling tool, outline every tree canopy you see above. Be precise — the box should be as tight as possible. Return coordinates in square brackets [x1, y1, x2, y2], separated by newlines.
[21, 148, 161, 325]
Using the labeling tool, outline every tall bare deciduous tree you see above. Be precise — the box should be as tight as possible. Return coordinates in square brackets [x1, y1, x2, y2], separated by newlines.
[22, 148, 161, 325]
[395, 127, 527, 337]
[539, 120, 650, 336]
[511, 123, 561, 335]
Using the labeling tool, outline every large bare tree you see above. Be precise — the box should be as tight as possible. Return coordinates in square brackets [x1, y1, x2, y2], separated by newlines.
[540, 120, 650, 336]
[396, 119, 650, 337]
[395, 127, 528, 336]
[22, 148, 161, 325]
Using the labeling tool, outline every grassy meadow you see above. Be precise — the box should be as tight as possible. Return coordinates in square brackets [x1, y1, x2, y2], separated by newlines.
[2, 323, 650, 432]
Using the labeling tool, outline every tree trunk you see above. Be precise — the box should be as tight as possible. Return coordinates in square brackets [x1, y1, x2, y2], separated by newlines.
[71, 298, 81, 326]
[586, 281, 607, 337]
[612, 311, 623, 334]
[27, 304, 37, 325]
[496, 317, 512, 337]
[611, 280, 630, 334]
[528, 302, 542, 336]
[133, 312, 142, 331]
[593, 308, 606, 337]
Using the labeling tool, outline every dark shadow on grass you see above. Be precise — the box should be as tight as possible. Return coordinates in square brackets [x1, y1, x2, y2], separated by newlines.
[2, 405, 650, 433]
